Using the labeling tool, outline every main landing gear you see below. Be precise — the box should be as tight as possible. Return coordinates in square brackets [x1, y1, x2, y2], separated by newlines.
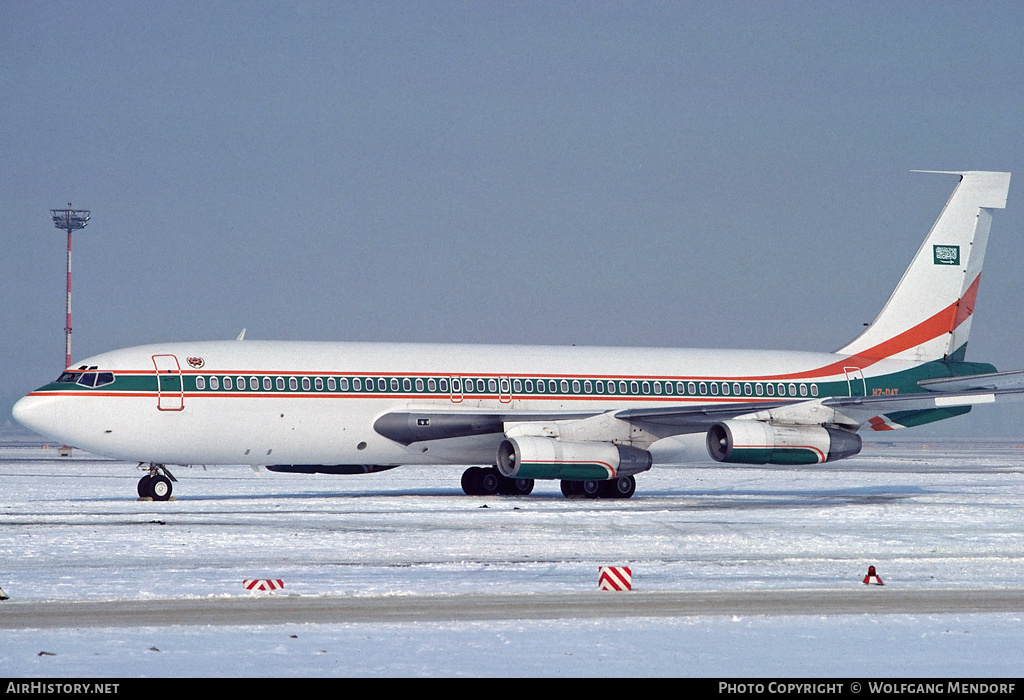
[461, 466, 534, 496]
[459, 467, 636, 499]
[137, 463, 177, 501]
[559, 475, 636, 499]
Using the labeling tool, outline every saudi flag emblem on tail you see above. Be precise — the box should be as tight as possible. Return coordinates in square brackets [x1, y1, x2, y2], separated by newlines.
[933, 245, 960, 265]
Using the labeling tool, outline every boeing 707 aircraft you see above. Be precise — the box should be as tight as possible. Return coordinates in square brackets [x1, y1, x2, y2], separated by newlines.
[13, 171, 1024, 500]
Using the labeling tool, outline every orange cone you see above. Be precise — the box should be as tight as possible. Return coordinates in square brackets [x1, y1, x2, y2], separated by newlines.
[862, 565, 884, 585]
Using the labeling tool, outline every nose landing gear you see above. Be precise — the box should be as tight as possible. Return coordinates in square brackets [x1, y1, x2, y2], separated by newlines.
[137, 464, 177, 501]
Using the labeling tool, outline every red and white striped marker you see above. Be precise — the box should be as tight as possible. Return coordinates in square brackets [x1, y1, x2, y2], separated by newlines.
[862, 566, 884, 585]
[244, 579, 284, 592]
[598, 566, 632, 591]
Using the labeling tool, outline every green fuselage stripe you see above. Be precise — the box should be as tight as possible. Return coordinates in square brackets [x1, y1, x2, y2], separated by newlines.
[35, 359, 997, 429]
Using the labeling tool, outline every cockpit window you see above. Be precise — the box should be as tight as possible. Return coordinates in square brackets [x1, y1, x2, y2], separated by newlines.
[56, 372, 78, 383]
[74, 371, 115, 388]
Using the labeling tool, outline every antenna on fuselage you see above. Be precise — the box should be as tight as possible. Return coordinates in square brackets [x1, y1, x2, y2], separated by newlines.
[236, 328, 247, 341]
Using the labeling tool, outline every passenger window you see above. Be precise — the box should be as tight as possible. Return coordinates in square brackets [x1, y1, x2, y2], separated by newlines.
[391, 378, 399, 391]
[439, 378, 449, 392]
[584, 380, 592, 393]
[236, 376, 246, 390]
[595, 381, 604, 393]
[452, 378, 461, 392]
[550, 380, 559, 393]
[688, 382, 696, 395]
[328, 377, 336, 391]
[799, 384, 807, 397]
[733, 382, 741, 395]
[524, 379, 533, 392]
[377, 378, 386, 391]
[811, 384, 819, 397]
[403, 378, 412, 391]
[302, 377, 311, 391]
[427, 378, 436, 392]
[315, 377, 324, 391]
[488, 379, 497, 393]
[619, 381, 628, 394]
[337, 377, 347, 391]
[276, 377, 285, 390]
[755, 383, 763, 396]
[560, 380, 569, 393]
[699, 382, 707, 395]
[225, 377, 233, 390]
[641, 381, 650, 395]
[572, 380, 581, 393]
[766, 383, 774, 396]
[263, 377, 272, 391]
[711, 383, 719, 395]
[210, 376, 220, 390]
[288, 377, 297, 391]
[500, 378, 510, 393]
[477, 379, 485, 392]
[352, 378, 361, 391]
[743, 383, 752, 396]
[788, 383, 797, 397]
[721, 383, 730, 396]
[250, 377, 259, 391]
[513, 379, 522, 393]
[415, 378, 423, 391]
[196, 376, 206, 390]
[654, 382, 662, 395]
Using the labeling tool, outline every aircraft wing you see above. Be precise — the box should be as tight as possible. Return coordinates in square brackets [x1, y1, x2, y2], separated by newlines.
[613, 401, 792, 431]
[374, 370, 1024, 446]
[619, 371, 1024, 430]
[373, 409, 598, 445]
[374, 402, 794, 445]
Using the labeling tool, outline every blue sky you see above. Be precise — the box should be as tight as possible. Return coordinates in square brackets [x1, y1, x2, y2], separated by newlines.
[3, 1, 1024, 433]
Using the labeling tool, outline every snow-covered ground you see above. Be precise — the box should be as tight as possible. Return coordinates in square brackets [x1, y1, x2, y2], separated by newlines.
[2, 431, 1024, 677]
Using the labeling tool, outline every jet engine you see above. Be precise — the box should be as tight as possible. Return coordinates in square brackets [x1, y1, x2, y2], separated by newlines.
[497, 436, 652, 480]
[706, 420, 862, 465]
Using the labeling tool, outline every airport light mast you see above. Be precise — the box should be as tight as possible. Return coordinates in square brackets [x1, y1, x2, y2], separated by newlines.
[50, 204, 90, 369]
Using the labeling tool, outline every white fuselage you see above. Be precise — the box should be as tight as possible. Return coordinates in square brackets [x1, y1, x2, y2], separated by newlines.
[13, 340, 917, 468]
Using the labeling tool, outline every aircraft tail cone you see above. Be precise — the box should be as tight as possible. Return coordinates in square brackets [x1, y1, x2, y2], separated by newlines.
[862, 565, 884, 585]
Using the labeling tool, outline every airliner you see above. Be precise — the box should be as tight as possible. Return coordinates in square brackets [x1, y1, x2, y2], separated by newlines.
[13, 171, 1024, 501]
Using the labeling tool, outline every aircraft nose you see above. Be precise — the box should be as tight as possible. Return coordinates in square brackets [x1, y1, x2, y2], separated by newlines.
[11, 394, 58, 437]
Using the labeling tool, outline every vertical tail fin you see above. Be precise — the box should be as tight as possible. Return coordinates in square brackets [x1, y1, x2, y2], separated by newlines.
[837, 171, 1010, 363]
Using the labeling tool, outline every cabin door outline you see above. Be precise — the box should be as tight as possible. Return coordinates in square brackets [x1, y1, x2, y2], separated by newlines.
[153, 354, 184, 411]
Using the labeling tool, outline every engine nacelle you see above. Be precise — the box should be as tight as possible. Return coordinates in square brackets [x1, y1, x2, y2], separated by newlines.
[706, 420, 862, 465]
[497, 436, 653, 480]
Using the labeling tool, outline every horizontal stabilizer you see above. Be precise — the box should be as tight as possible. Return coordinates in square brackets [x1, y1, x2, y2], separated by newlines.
[917, 368, 1024, 393]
